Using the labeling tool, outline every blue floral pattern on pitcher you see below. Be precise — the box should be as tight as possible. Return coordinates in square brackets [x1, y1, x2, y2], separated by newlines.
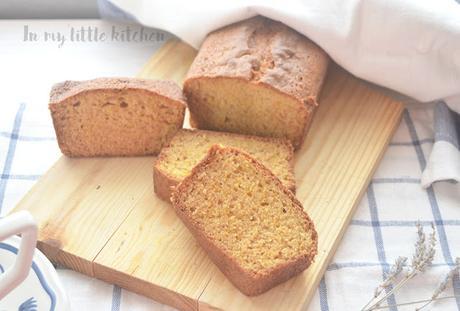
[0, 243, 56, 310]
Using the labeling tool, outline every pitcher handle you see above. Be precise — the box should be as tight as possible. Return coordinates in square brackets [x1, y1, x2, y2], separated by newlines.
[0, 211, 37, 300]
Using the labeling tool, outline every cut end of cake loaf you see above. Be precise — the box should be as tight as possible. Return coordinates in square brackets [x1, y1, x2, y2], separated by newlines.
[154, 129, 295, 202]
[184, 16, 329, 149]
[171, 145, 317, 296]
[49, 77, 186, 157]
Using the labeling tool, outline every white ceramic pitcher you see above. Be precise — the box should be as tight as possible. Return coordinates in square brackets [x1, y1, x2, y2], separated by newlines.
[0, 211, 37, 300]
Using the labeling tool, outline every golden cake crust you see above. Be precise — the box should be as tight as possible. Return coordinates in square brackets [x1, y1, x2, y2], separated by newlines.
[50, 78, 185, 105]
[185, 16, 329, 106]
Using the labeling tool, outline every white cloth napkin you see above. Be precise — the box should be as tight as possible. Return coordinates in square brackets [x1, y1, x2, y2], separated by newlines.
[107, 0, 460, 108]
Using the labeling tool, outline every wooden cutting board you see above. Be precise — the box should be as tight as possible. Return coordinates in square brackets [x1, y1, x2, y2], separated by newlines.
[12, 39, 404, 311]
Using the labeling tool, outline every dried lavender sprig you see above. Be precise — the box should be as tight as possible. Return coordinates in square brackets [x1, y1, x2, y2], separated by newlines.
[423, 224, 436, 268]
[416, 257, 460, 311]
[371, 295, 460, 310]
[361, 256, 409, 311]
[412, 223, 436, 273]
[365, 272, 417, 311]
[432, 261, 459, 300]
[373, 256, 407, 298]
[363, 223, 437, 311]
[410, 222, 426, 272]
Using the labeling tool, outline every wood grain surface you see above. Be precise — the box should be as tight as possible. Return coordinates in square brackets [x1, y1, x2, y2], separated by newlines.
[12, 39, 404, 310]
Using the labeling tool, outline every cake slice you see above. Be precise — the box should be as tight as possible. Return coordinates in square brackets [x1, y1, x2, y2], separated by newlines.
[171, 145, 317, 296]
[154, 129, 295, 202]
[184, 16, 329, 149]
[49, 77, 186, 157]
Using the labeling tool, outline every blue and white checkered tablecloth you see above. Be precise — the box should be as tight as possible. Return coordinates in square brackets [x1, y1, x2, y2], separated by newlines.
[1, 20, 459, 311]
[1, 99, 459, 311]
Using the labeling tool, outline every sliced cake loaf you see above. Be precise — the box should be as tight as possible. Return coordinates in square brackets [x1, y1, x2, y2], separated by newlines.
[49, 78, 186, 157]
[154, 129, 295, 202]
[184, 16, 329, 149]
[171, 145, 317, 296]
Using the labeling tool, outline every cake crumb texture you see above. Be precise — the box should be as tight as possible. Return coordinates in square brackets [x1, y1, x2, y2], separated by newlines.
[184, 16, 329, 148]
[154, 129, 295, 201]
[49, 77, 186, 157]
[171, 145, 317, 295]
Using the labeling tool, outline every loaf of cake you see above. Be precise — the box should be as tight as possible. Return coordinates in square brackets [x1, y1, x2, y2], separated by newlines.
[184, 16, 329, 149]
[49, 78, 186, 157]
[154, 129, 295, 202]
[171, 145, 317, 296]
